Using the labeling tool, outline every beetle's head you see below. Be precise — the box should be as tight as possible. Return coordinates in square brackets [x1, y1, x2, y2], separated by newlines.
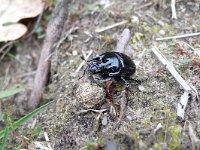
[86, 60, 102, 74]
[79, 58, 103, 80]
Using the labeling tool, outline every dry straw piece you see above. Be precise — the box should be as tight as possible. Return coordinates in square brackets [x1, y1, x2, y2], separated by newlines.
[152, 47, 197, 121]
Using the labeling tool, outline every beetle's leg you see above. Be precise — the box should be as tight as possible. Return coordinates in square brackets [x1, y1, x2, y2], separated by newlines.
[93, 77, 113, 100]
[121, 77, 130, 89]
[127, 78, 142, 84]
[105, 80, 113, 100]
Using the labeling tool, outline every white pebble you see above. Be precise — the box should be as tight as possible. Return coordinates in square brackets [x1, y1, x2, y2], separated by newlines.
[102, 115, 108, 125]
[159, 30, 165, 35]
[72, 50, 78, 56]
[126, 115, 133, 121]
[131, 16, 139, 23]
[138, 85, 146, 92]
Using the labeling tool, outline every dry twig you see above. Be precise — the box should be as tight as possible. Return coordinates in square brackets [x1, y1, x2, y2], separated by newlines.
[171, 0, 177, 19]
[152, 47, 197, 121]
[28, 0, 70, 110]
[134, 2, 153, 11]
[95, 20, 128, 33]
[44, 132, 53, 150]
[176, 41, 196, 51]
[156, 32, 200, 41]
[0, 41, 15, 62]
[115, 90, 127, 129]
[76, 109, 107, 114]
[16, 71, 36, 79]
[115, 28, 131, 53]
[188, 122, 200, 149]
[152, 47, 192, 91]
[146, 14, 165, 26]
[75, 50, 93, 73]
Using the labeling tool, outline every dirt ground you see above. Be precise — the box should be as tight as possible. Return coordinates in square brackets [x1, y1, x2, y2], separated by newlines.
[1, 0, 200, 149]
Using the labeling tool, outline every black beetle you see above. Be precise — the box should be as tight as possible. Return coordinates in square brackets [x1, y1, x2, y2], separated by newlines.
[82, 52, 137, 87]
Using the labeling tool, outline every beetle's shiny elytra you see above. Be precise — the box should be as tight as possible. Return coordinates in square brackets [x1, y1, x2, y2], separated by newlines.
[83, 52, 136, 85]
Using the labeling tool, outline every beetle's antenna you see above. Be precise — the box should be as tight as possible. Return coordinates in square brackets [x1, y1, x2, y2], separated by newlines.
[78, 56, 89, 80]
[80, 56, 91, 64]
[78, 50, 94, 79]
[80, 56, 85, 61]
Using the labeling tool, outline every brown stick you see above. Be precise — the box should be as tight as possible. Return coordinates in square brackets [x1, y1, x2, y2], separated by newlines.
[28, 0, 70, 110]
[114, 28, 131, 53]
[171, 0, 177, 19]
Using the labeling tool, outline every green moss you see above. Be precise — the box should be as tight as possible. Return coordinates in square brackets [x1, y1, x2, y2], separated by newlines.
[141, 23, 151, 33]
[168, 125, 182, 150]
[152, 100, 165, 111]
[97, 137, 105, 146]
[143, 118, 152, 128]
[152, 143, 163, 150]
[163, 24, 176, 35]
[166, 44, 176, 53]
[86, 143, 97, 150]
[151, 25, 160, 33]
[86, 137, 105, 150]
[132, 32, 144, 44]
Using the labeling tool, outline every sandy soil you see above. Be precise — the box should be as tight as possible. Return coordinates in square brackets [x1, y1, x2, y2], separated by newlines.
[1, 0, 200, 149]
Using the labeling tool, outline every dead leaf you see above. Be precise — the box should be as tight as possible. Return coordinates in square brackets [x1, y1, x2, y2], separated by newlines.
[0, 24, 27, 41]
[0, 0, 44, 42]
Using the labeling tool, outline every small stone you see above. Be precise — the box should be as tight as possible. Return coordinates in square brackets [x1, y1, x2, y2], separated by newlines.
[102, 115, 108, 125]
[159, 30, 165, 35]
[131, 16, 139, 23]
[100, 0, 111, 8]
[72, 50, 78, 56]
[138, 85, 146, 92]
[126, 115, 132, 121]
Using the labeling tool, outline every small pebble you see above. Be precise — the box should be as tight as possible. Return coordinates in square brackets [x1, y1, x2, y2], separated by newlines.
[126, 115, 132, 121]
[131, 16, 139, 23]
[102, 115, 108, 125]
[159, 30, 165, 35]
[72, 50, 78, 56]
[138, 85, 146, 92]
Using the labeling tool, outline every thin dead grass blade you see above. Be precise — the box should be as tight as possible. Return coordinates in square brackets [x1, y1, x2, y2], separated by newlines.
[152, 47, 197, 121]
[95, 20, 128, 33]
